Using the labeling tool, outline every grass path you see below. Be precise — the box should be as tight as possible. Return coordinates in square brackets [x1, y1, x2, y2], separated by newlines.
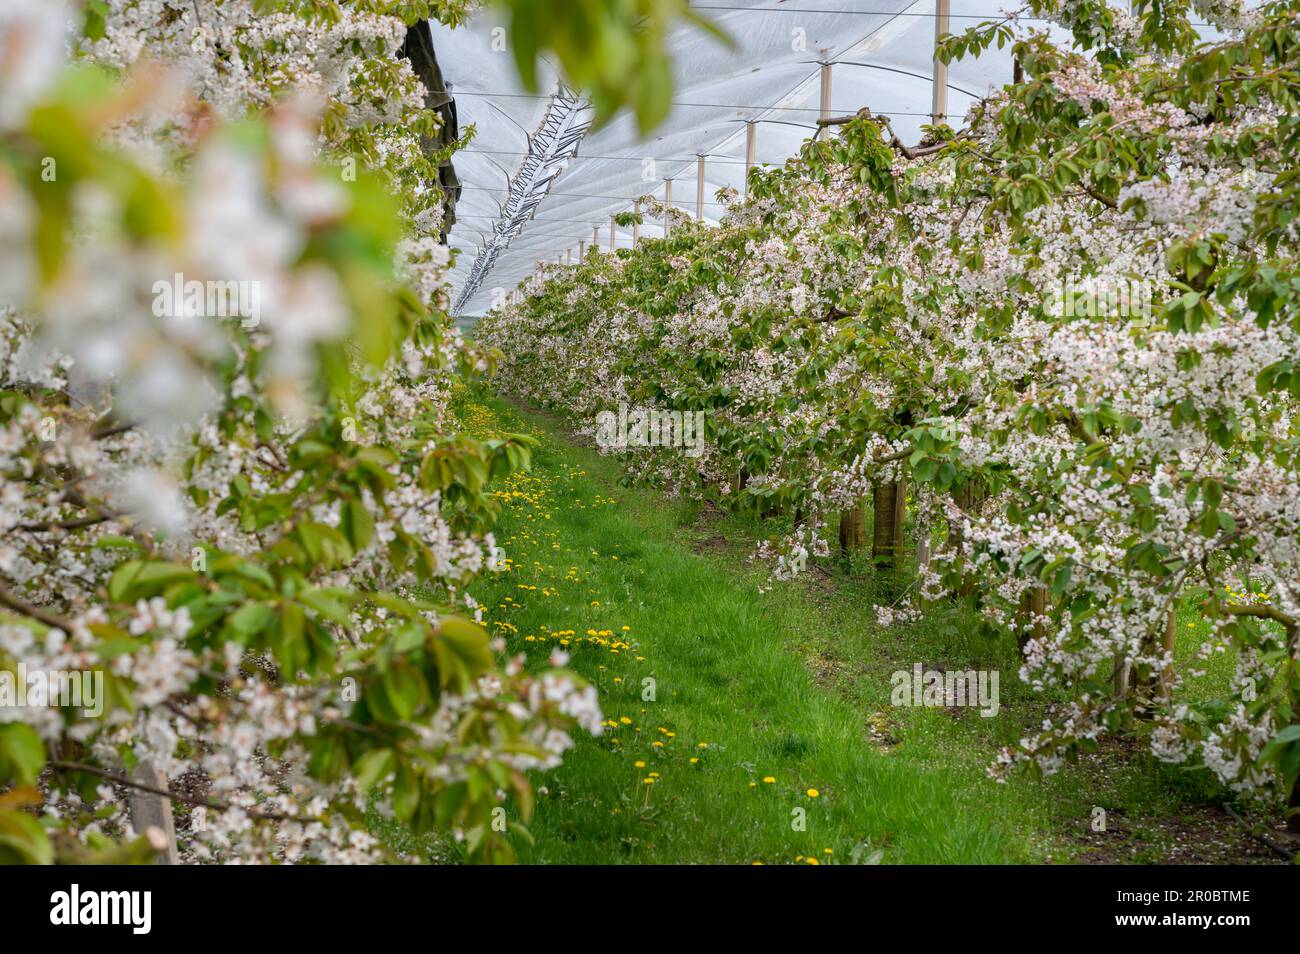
[459, 392, 1272, 865]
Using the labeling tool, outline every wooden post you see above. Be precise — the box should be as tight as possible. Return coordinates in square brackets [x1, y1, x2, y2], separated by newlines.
[609, 214, 616, 253]
[664, 179, 673, 236]
[579, 239, 586, 262]
[633, 200, 641, 245]
[128, 761, 179, 864]
[592, 225, 599, 255]
[1114, 657, 1130, 699]
[931, 0, 951, 126]
[696, 155, 705, 221]
[744, 121, 756, 197]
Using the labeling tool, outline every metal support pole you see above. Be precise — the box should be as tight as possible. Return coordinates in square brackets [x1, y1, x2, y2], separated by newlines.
[609, 214, 616, 252]
[579, 239, 586, 262]
[664, 179, 673, 237]
[592, 225, 599, 254]
[633, 200, 641, 245]
[818, 62, 832, 139]
[931, 0, 951, 126]
[696, 155, 705, 221]
[744, 121, 756, 197]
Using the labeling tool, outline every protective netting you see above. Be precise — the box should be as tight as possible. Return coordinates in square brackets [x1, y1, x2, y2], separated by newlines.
[435, 1, 1052, 315]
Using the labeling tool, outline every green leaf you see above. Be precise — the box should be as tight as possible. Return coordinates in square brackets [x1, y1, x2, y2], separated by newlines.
[299, 589, 352, 627]
[353, 748, 396, 793]
[432, 617, 495, 691]
[227, 602, 274, 639]
[0, 808, 53, 865]
[108, 561, 194, 602]
[0, 723, 45, 786]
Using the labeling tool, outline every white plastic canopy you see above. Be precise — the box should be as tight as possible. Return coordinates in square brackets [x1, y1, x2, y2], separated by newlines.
[434, 1, 1031, 317]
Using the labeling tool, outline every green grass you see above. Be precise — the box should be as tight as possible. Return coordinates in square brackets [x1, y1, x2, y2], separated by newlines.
[448, 390, 1266, 865]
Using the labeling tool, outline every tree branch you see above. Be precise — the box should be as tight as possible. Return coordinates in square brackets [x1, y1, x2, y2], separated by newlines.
[810, 305, 853, 323]
[50, 760, 305, 824]
[17, 513, 117, 533]
[816, 106, 967, 160]
[0, 583, 73, 630]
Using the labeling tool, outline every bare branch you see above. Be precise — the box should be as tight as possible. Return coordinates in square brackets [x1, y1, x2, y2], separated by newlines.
[50, 760, 305, 824]
[0, 582, 73, 630]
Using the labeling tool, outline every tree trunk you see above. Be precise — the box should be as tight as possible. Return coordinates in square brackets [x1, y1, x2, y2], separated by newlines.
[1134, 608, 1177, 718]
[1290, 760, 1300, 834]
[732, 467, 748, 499]
[1019, 586, 1047, 652]
[871, 479, 901, 567]
[949, 479, 986, 595]
[838, 501, 866, 553]
[892, 468, 908, 557]
[399, 22, 460, 240]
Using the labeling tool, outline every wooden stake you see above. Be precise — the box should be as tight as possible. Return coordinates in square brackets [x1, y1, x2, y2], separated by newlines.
[916, 534, 932, 571]
[128, 762, 179, 864]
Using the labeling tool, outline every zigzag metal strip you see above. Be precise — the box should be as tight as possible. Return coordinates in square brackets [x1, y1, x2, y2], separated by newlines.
[452, 86, 594, 315]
